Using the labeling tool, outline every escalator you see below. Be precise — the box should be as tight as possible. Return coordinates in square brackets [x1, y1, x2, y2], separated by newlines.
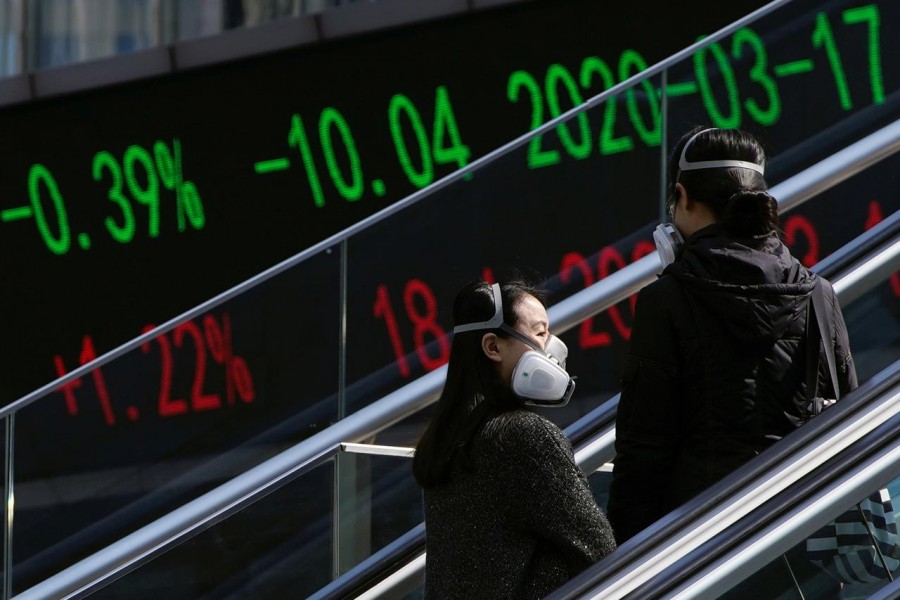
[7, 0, 900, 596]
[16, 122, 900, 599]
[306, 204, 900, 600]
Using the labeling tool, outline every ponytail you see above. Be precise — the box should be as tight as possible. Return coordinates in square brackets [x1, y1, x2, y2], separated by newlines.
[721, 189, 778, 238]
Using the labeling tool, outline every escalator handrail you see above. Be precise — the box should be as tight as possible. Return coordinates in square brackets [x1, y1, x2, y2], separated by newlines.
[549, 359, 900, 599]
[312, 223, 900, 600]
[308, 523, 426, 600]
[633, 413, 900, 598]
[4, 0, 794, 416]
[813, 199, 900, 278]
[18, 116, 900, 600]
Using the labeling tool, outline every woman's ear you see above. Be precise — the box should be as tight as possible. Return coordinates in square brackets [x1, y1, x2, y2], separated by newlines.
[481, 333, 503, 363]
[674, 183, 687, 206]
[679, 182, 706, 215]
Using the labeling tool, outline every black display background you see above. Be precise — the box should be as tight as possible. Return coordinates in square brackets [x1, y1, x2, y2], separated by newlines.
[2, 0, 768, 404]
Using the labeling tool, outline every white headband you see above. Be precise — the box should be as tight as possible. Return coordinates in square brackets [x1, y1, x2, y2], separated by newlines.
[453, 283, 503, 334]
[678, 128, 765, 176]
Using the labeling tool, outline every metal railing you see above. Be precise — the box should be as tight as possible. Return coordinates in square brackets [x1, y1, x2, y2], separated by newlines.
[656, 414, 900, 598]
[551, 364, 900, 599]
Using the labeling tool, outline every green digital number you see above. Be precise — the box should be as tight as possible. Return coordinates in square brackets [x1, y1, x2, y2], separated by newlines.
[579, 57, 633, 155]
[432, 85, 471, 171]
[732, 28, 781, 126]
[843, 5, 884, 104]
[388, 93, 435, 188]
[545, 63, 592, 160]
[93, 150, 135, 243]
[619, 50, 661, 147]
[507, 70, 561, 169]
[319, 107, 364, 202]
[812, 12, 852, 110]
[28, 164, 71, 255]
[694, 36, 741, 128]
[123, 145, 160, 237]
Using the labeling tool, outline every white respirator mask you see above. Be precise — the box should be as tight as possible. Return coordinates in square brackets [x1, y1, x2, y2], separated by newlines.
[653, 222, 684, 271]
[454, 283, 576, 407]
[508, 332, 574, 406]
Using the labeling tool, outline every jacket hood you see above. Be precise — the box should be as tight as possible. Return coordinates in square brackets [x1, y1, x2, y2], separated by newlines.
[663, 225, 816, 343]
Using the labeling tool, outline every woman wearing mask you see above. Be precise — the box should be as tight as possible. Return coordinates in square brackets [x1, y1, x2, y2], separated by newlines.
[414, 280, 616, 599]
[607, 127, 857, 597]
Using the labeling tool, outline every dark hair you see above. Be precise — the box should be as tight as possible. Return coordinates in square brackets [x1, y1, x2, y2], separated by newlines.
[412, 279, 547, 488]
[668, 126, 779, 239]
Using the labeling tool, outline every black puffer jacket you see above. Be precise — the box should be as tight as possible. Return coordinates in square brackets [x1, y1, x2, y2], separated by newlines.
[607, 225, 857, 543]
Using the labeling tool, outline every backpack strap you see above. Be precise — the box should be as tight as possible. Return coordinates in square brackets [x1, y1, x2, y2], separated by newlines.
[812, 279, 841, 401]
[806, 279, 840, 416]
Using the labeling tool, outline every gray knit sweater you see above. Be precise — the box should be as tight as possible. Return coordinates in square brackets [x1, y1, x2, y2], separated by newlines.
[423, 410, 616, 599]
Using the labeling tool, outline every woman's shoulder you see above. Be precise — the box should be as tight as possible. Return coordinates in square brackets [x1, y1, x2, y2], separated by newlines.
[480, 410, 571, 455]
[484, 409, 561, 433]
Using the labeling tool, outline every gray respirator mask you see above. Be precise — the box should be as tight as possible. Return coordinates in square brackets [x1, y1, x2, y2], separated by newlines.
[453, 283, 575, 407]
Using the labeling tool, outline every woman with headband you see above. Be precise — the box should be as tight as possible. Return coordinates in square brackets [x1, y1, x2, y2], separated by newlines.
[607, 127, 856, 595]
[414, 280, 615, 599]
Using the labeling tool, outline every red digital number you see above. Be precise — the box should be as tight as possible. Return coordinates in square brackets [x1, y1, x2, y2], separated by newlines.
[373, 285, 411, 377]
[404, 279, 450, 371]
[174, 321, 222, 412]
[559, 240, 651, 348]
[864, 200, 900, 297]
[141, 324, 188, 417]
[599, 246, 632, 342]
[143, 315, 255, 417]
[52, 335, 116, 425]
[53, 355, 82, 416]
[204, 313, 255, 404]
[783, 214, 819, 267]
[560, 251, 612, 348]
[374, 279, 450, 377]
[53, 314, 256, 425]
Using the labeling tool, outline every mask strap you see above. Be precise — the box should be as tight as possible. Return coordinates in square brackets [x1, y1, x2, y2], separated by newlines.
[453, 283, 503, 334]
[677, 128, 765, 180]
[499, 324, 543, 353]
[452, 284, 550, 356]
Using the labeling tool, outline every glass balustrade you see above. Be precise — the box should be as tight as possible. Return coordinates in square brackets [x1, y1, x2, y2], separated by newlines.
[714, 472, 900, 600]
[92, 457, 336, 599]
[90, 445, 423, 599]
